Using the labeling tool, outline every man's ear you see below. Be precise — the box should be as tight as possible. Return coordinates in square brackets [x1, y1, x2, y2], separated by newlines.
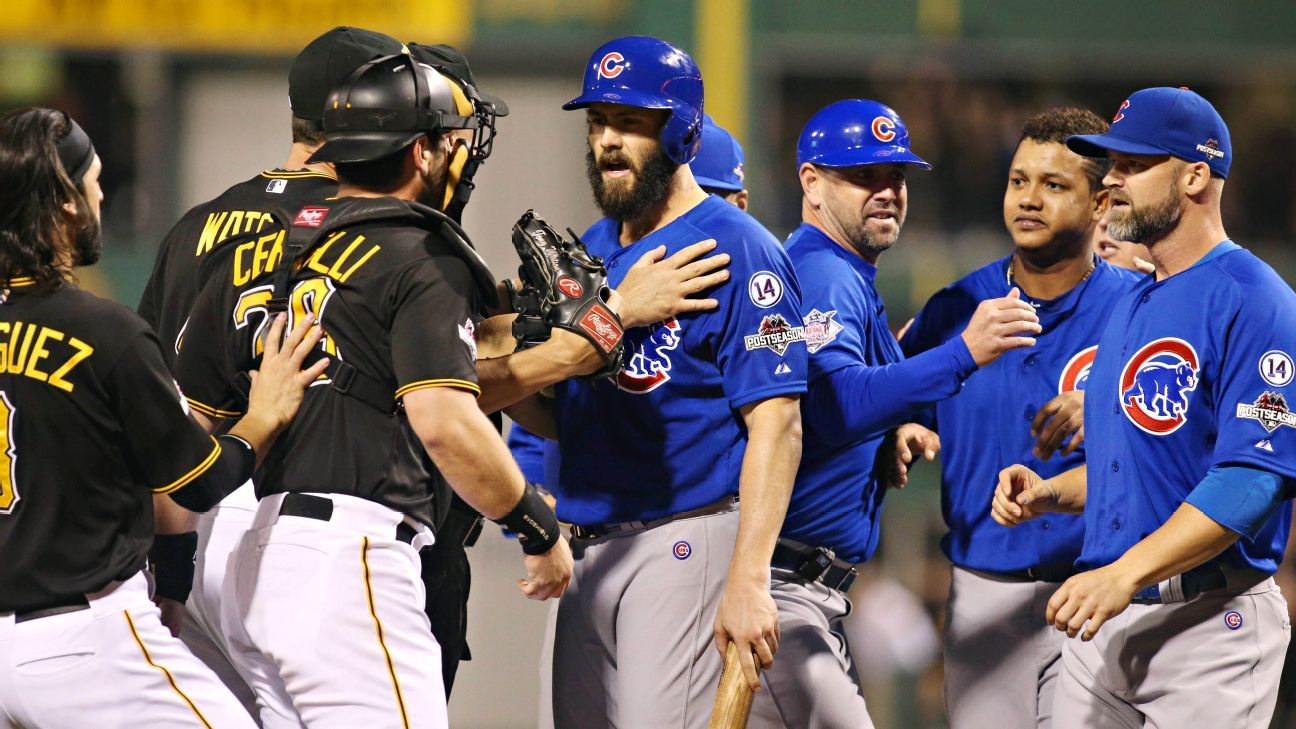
[1091, 188, 1110, 223]
[1182, 160, 1212, 197]
[799, 163, 822, 208]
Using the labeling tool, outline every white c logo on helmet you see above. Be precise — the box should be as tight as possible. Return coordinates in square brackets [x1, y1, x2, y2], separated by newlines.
[598, 52, 627, 80]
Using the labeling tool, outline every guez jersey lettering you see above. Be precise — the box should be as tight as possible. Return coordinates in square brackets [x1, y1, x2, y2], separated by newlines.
[0, 281, 224, 611]
[175, 198, 481, 526]
[137, 169, 336, 369]
[552, 196, 807, 525]
[901, 257, 1139, 572]
[1081, 242, 1296, 573]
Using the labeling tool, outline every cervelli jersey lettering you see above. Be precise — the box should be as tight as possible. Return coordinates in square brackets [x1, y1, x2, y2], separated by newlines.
[175, 198, 480, 526]
[901, 257, 1139, 572]
[551, 196, 808, 525]
[0, 281, 224, 612]
[138, 169, 337, 368]
[1081, 242, 1296, 573]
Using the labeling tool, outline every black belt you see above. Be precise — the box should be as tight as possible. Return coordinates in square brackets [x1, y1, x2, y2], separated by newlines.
[570, 496, 736, 541]
[438, 503, 484, 548]
[994, 563, 1079, 584]
[771, 539, 858, 593]
[1131, 563, 1230, 605]
[280, 493, 420, 545]
[14, 594, 90, 623]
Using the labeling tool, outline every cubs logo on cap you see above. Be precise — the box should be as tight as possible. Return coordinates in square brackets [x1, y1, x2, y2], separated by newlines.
[871, 117, 896, 143]
[598, 52, 627, 79]
[617, 318, 682, 394]
[1058, 345, 1098, 394]
[1120, 338, 1200, 435]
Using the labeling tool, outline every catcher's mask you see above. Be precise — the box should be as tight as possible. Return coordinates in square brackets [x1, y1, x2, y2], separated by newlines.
[309, 52, 507, 220]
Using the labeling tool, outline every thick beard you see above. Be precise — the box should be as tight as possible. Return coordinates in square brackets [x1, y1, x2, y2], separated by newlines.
[1108, 181, 1182, 244]
[586, 145, 679, 222]
[71, 216, 102, 267]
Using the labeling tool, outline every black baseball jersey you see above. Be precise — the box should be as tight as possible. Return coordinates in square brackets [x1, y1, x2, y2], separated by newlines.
[0, 280, 225, 612]
[175, 197, 481, 526]
[138, 169, 337, 369]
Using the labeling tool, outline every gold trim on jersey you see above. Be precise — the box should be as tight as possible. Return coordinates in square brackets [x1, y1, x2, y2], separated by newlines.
[394, 378, 482, 399]
[153, 437, 221, 495]
[1, 277, 36, 288]
[185, 397, 244, 419]
[124, 610, 215, 729]
[260, 169, 336, 181]
[362, 537, 411, 728]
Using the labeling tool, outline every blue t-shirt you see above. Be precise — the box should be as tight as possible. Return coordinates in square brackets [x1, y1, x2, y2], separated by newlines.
[552, 196, 808, 525]
[781, 224, 977, 563]
[901, 256, 1139, 571]
[1080, 241, 1296, 573]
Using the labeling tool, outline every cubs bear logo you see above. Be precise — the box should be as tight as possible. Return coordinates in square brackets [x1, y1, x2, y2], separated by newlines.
[1058, 345, 1098, 393]
[871, 116, 896, 143]
[617, 318, 682, 394]
[597, 52, 626, 79]
[1120, 338, 1200, 435]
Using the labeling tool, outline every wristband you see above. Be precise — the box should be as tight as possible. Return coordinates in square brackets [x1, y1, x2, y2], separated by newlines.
[149, 532, 198, 603]
[492, 484, 561, 555]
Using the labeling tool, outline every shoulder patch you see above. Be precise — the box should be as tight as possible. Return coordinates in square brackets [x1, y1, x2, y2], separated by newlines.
[748, 271, 784, 309]
[744, 314, 805, 356]
[1259, 350, 1293, 388]
[803, 309, 844, 354]
[1237, 392, 1296, 433]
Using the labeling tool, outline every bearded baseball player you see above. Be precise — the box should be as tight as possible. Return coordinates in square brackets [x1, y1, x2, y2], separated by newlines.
[995, 87, 1296, 728]
[506, 36, 806, 729]
[899, 108, 1140, 729]
[136, 26, 403, 715]
[176, 53, 575, 728]
[0, 107, 326, 729]
[740, 100, 1041, 728]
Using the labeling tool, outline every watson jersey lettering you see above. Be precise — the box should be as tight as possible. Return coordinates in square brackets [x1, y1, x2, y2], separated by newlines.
[552, 195, 807, 525]
[902, 257, 1139, 571]
[138, 169, 336, 368]
[781, 223, 977, 563]
[0, 281, 225, 612]
[1081, 241, 1296, 573]
[175, 198, 481, 527]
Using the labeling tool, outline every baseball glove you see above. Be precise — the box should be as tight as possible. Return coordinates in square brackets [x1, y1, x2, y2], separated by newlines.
[511, 210, 624, 380]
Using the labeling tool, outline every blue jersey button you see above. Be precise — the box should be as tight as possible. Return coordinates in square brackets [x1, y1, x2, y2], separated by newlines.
[1111, 460, 1120, 472]
[1025, 355, 1037, 367]
[1111, 518, 1121, 530]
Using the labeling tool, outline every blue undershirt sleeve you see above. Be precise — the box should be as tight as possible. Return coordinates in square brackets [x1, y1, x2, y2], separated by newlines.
[1185, 465, 1292, 541]
[805, 336, 976, 445]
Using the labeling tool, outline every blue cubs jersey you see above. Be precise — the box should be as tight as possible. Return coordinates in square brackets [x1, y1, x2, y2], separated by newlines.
[552, 196, 808, 525]
[507, 424, 548, 487]
[781, 224, 977, 563]
[901, 256, 1140, 572]
[1080, 241, 1296, 573]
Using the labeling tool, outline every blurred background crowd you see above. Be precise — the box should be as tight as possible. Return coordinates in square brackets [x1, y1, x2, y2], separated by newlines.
[3, 1, 1294, 726]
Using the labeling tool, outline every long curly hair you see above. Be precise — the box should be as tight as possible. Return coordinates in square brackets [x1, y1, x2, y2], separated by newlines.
[0, 107, 100, 288]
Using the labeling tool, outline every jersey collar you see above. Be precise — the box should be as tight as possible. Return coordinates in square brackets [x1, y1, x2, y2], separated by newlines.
[794, 223, 878, 283]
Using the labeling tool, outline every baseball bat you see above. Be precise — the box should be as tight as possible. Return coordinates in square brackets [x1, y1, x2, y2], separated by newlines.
[708, 642, 756, 729]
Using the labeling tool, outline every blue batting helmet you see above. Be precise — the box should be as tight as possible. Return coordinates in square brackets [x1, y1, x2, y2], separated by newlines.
[692, 115, 745, 191]
[563, 36, 705, 165]
[797, 99, 931, 170]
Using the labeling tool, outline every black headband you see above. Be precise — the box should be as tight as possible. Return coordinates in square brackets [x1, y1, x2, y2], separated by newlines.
[56, 114, 96, 186]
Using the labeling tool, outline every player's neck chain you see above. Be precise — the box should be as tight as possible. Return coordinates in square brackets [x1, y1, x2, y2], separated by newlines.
[1007, 254, 1096, 297]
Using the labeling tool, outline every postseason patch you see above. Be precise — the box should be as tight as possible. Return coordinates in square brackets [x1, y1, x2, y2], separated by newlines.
[1237, 391, 1296, 433]
[744, 314, 805, 356]
[458, 318, 477, 361]
[802, 309, 843, 354]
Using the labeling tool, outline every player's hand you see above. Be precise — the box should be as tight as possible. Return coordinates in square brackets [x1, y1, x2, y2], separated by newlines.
[1132, 256, 1155, 274]
[992, 464, 1058, 527]
[245, 313, 331, 432]
[714, 577, 780, 693]
[518, 537, 573, 601]
[895, 317, 916, 342]
[960, 288, 1042, 367]
[1031, 391, 1085, 461]
[880, 423, 940, 489]
[1046, 565, 1137, 641]
[614, 240, 730, 328]
[155, 597, 186, 638]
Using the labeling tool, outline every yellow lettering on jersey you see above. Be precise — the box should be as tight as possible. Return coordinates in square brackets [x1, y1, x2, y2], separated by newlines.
[23, 327, 62, 383]
[219, 211, 245, 243]
[0, 322, 94, 392]
[305, 231, 347, 277]
[197, 211, 229, 255]
[330, 236, 381, 283]
[231, 230, 284, 287]
[288, 278, 338, 357]
[47, 336, 93, 393]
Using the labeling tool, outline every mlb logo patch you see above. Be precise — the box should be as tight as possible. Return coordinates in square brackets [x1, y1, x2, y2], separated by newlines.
[1119, 338, 1200, 435]
[293, 206, 330, 228]
[266, 178, 288, 194]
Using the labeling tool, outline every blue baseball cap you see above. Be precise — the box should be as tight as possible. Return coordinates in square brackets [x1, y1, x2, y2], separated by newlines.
[1067, 87, 1231, 178]
[692, 115, 745, 191]
[797, 99, 930, 170]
